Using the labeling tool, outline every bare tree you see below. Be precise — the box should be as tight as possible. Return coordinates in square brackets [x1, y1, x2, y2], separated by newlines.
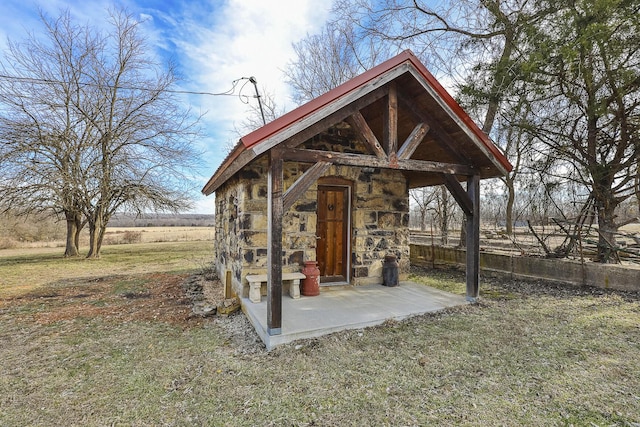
[332, 0, 560, 240]
[0, 11, 93, 256]
[234, 84, 285, 137]
[284, 19, 391, 102]
[410, 188, 437, 232]
[410, 186, 457, 244]
[0, 9, 201, 258]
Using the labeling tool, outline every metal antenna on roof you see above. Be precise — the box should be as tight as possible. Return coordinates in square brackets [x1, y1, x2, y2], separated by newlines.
[248, 76, 266, 126]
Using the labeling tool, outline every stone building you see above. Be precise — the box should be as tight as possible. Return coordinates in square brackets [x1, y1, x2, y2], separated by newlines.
[202, 50, 512, 336]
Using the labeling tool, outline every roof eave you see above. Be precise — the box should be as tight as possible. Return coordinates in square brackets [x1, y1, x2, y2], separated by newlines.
[201, 141, 246, 196]
[403, 64, 513, 175]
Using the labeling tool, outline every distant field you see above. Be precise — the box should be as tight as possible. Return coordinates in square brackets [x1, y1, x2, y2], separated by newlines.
[104, 226, 214, 244]
[621, 223, 640, 233]
[0, 225, 214, 250]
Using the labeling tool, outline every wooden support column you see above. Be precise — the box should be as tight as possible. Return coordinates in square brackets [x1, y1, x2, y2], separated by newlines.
[267, 149, 283, 335]
[383, 82, 398, 162]
[465, 175, 480, 302]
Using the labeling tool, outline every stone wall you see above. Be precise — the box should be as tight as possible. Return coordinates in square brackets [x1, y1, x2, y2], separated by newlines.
[214, 126, 411, 297]
[214, 156, 318, 298]
[213, 175, 243, 296]
[345, 165, 410, 284]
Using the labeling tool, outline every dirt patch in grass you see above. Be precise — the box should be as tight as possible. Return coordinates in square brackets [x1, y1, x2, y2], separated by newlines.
[0, 272, 218, 327]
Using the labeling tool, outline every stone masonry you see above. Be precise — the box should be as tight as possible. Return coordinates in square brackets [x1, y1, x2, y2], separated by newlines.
[214, 123, 410, 298]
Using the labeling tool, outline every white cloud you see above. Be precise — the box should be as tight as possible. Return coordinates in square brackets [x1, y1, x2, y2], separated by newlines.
[0, 0, 334, 213]
[171, 0, 332, 132]
[156, 0, 333, 213]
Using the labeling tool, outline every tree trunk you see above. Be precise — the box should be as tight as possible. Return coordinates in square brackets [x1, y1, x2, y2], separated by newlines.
[87, 208, 111, 259]
[593, 187, 619, 263]
[636, 170, 640, 217]
[74, 219, 81, 253]
[458, 216, 467, 248]
[440, 185, 449, 245]
[86, 214, 103, 259]
[64, 210, 81, 257]
[505, 176, 515, 235]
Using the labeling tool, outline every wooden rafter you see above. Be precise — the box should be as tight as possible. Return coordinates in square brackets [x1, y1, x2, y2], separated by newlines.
[283, 148, 474, 175]
[346, 113, 386, 159]
[398, 122, 430, 160]
[278, 85, 391, 151]
[397, 90, 470, 164]
[252, 66, 412, 156]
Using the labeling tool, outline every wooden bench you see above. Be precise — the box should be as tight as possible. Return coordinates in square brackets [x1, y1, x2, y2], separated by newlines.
[245, 272, 306, 303]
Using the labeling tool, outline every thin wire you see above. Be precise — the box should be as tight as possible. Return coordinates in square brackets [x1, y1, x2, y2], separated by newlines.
[234, 77, 254, 104]
[0, 73, 254, 98]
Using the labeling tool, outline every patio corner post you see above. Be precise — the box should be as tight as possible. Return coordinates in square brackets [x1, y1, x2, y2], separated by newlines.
[465, 174, 480, 302]
[267, 149, 283, 335]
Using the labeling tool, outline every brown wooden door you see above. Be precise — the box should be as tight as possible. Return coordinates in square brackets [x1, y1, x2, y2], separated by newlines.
[316, 186, 349, 283]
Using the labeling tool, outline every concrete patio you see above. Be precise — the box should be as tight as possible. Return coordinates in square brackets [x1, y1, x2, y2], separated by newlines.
[242, 281, 468, 350]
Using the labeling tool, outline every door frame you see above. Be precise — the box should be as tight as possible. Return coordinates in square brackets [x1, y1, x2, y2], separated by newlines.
[316, 177, 352, 285]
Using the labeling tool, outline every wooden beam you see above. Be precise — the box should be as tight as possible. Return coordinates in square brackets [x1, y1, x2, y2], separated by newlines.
[406, 67, 510, 176]
[282, 161, 331, 211]
[396, 90, 470, 164]
[252, 67, 411, 156]
[441, 173, 473, 216]
[267, 149, 283, 335]
[346, 113, 386, 159]
[278, 84, 390, 151]
[465, 174, 480, 302]
[397, 122, 430, 160]
[384, 82, 398, 156]
[282, 148, 475, 175]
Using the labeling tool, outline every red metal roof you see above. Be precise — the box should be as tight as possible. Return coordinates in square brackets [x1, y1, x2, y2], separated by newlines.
[202, 49, 512, 195]
[240, 51, 415, 149]
[240, 50, 510, 172]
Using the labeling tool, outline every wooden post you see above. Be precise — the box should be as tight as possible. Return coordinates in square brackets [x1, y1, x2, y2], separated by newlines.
[383, 82, 398, 157]
[267, 149, 283, 335]
[225, 270, 233, 298]
[465, 175, 480, 301]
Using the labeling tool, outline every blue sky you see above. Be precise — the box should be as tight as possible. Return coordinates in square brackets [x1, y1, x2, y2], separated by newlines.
[0, 0, 333, 213]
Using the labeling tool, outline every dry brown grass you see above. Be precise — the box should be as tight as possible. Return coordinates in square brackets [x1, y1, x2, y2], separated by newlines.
[1, 244, 639, 426]
[0, 241, 213, 298]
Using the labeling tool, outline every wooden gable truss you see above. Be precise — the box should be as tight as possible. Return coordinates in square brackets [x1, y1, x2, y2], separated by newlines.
[264, 82, 482, 336]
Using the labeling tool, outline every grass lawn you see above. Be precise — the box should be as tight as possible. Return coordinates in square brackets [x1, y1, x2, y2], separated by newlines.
[1, 242, 639, 426]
